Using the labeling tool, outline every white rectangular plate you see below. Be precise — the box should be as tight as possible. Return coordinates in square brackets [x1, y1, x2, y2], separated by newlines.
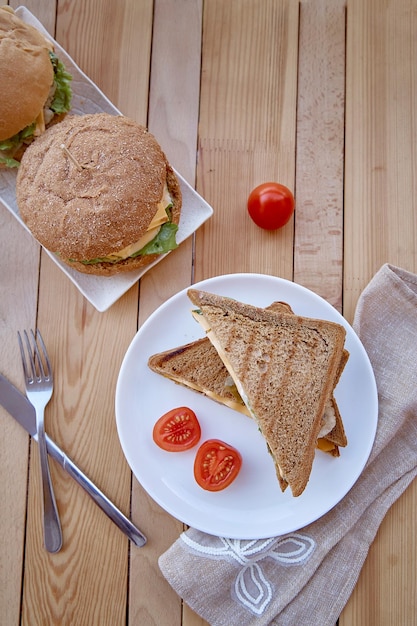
[0, 7, 213, 312]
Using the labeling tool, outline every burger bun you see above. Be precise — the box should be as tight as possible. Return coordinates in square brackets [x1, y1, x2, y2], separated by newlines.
[16, 113, 182, 276]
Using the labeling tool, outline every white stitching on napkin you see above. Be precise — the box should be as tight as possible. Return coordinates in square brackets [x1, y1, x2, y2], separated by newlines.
[180, 532, 316, 615]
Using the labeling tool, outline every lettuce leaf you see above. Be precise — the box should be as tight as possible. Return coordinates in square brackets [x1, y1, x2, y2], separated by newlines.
[49, 51, 72, 113]
[0, 123, 36, 152]
[132, 222, 179, 257]
[0, 123, 36, 165]
[0, 155, 20, 168]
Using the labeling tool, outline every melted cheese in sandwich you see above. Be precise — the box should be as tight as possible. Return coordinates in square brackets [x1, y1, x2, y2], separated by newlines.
[178, 378, 248, 413]
[105, 185, 172, 261]
[317, 400, 336, 438]
[34, 109, 46, 137]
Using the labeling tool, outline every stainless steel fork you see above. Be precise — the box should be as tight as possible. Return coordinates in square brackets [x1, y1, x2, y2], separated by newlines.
[18, 330, 62, 553]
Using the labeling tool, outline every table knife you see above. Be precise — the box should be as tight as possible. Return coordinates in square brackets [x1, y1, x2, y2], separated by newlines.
[0, 373, 146, 547]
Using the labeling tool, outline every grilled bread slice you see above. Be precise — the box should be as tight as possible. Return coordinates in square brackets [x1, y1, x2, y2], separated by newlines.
[148, 337, 246, 412]
[186, 289, 347, 497]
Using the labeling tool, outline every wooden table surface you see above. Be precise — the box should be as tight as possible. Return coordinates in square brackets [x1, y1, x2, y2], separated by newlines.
[1, 0, 416, 624]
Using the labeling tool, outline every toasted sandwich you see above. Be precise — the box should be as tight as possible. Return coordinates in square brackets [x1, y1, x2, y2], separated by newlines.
[148, 302, 348, 455]
[184, 289, 347, 496]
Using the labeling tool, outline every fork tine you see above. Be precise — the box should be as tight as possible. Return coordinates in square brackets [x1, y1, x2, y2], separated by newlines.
[35, 330, 52, 382]
[18, 330, 53, 383]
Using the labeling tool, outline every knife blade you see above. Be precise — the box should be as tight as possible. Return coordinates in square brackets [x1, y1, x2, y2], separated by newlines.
[0, 373, 146, 547]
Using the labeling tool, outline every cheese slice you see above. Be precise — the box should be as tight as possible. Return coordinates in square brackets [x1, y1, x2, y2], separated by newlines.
[149, 184, 172, 229]
[317, 438, 338, 453]
[177, 377, 247, 413]
[34, 108, 46, 137]
[317, 401, 336, 437]
[105, 185, 172, 261]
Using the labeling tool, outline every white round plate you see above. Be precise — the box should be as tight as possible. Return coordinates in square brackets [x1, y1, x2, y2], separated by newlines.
[116, 274, 378, 538]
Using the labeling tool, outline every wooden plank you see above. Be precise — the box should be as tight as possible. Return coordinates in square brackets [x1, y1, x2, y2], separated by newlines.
[341, 0, 417, 623]
[14, 1, 151, 624]
[295, 0, 346, 311]
[183, 605, 209, 626]
[55, 0, 152, 124]
[129, 1, 203, 625]
[341, 485, 417, 624]
[10, 0, 56, 32]
[147, 0, 203, 187]
[195, 0, 299, 283]
[344, 0, 417, 323]
[0, 210, 40, 626]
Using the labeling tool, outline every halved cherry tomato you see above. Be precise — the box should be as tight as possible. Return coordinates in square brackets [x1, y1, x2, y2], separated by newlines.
[247, 182, 295, 230]
[194, 439, 242, 491]
[153, 407, 201, 452]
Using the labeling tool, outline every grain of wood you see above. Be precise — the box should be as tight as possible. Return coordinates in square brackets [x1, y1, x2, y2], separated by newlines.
[3, 13, 56, 626]
[0, 208, 39, 626]
[195, 0, 299, 282]
[55, 0, 153, 124]
[341, 0, 417, 623]
[340, 482, 417, 624]
[295, 0, 346, 311]
[183, 604, 209, 626]
[10, 0, 55, 33]
[344, 0, 417, 323]
[148, 0, 203, 186]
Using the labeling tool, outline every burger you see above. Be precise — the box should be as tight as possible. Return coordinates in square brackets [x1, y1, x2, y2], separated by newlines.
[0, 6, 72, 168]
[16, 113, 182, 275]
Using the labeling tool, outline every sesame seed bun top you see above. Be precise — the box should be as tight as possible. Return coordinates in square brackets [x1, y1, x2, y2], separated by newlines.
[16, 113, 182, 275]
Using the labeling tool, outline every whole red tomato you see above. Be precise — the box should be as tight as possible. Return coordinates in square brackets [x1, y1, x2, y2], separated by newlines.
[247, 182, 295, 230]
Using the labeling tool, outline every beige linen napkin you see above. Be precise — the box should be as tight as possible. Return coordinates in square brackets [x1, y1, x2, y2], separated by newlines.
[159, 264, 417, 626]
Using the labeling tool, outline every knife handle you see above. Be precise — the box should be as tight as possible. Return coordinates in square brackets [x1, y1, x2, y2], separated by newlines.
[45, 433, 147, 547]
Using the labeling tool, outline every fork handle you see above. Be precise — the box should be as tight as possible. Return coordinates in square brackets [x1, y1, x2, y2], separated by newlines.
[38, 429, 63, 553]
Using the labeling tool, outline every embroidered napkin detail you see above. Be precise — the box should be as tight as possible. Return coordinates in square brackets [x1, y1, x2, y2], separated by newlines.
[180, 532, 316, 615]
[159, 263, 417, 626]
